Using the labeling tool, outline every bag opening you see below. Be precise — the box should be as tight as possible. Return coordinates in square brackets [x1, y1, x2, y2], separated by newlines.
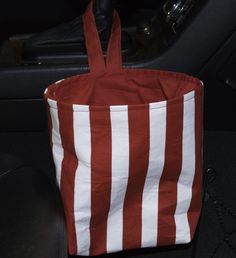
[46, 69, 201, 107]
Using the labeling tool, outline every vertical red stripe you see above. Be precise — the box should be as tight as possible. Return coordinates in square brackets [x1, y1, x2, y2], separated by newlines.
[157, 98, 184, 246]
[89, 108, 112, 255]
[188, 90, 203, 239]
[58, 104, 78, 254]
[123, 106, 150, 250]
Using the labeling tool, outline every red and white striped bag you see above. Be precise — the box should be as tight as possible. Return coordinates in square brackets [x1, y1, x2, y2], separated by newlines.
[44, 0, 203, 256]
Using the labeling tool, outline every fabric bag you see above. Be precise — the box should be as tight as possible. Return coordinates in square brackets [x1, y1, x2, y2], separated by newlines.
[44, 0, 203, 256]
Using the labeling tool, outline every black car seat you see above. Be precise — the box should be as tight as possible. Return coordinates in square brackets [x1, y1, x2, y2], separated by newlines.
[0, 153, 67, 258]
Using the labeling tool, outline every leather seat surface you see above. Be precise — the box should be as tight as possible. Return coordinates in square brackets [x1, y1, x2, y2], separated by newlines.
[0, 153, 67, 258]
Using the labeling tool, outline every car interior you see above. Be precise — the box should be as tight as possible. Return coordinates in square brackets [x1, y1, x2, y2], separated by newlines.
[0, 0, 236, 257]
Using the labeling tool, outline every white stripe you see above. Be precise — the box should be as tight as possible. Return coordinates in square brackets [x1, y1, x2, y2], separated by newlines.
[73, 105, 91, 255]
[47, 98, 57, 109]
[183, 90, 195, 101]
[110, 105, 129, 111]
[175, 92, 196, 244]
[141, 102, 167, 247]
[107, 106, 130, 253]
[73, 105, 90, 112]
[149, 100, 167, 109]
[55, 78, 65, 84]
[48, 100, 63, 189]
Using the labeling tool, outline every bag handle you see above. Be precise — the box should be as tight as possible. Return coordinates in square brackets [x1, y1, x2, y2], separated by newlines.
[83, 0, 122, 74]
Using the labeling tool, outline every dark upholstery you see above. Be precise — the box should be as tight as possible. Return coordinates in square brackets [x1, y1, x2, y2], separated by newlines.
[0, 153, 67, 258]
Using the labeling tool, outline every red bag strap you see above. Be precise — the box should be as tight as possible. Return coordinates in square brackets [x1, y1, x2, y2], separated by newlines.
[83, 0, 122, 74]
